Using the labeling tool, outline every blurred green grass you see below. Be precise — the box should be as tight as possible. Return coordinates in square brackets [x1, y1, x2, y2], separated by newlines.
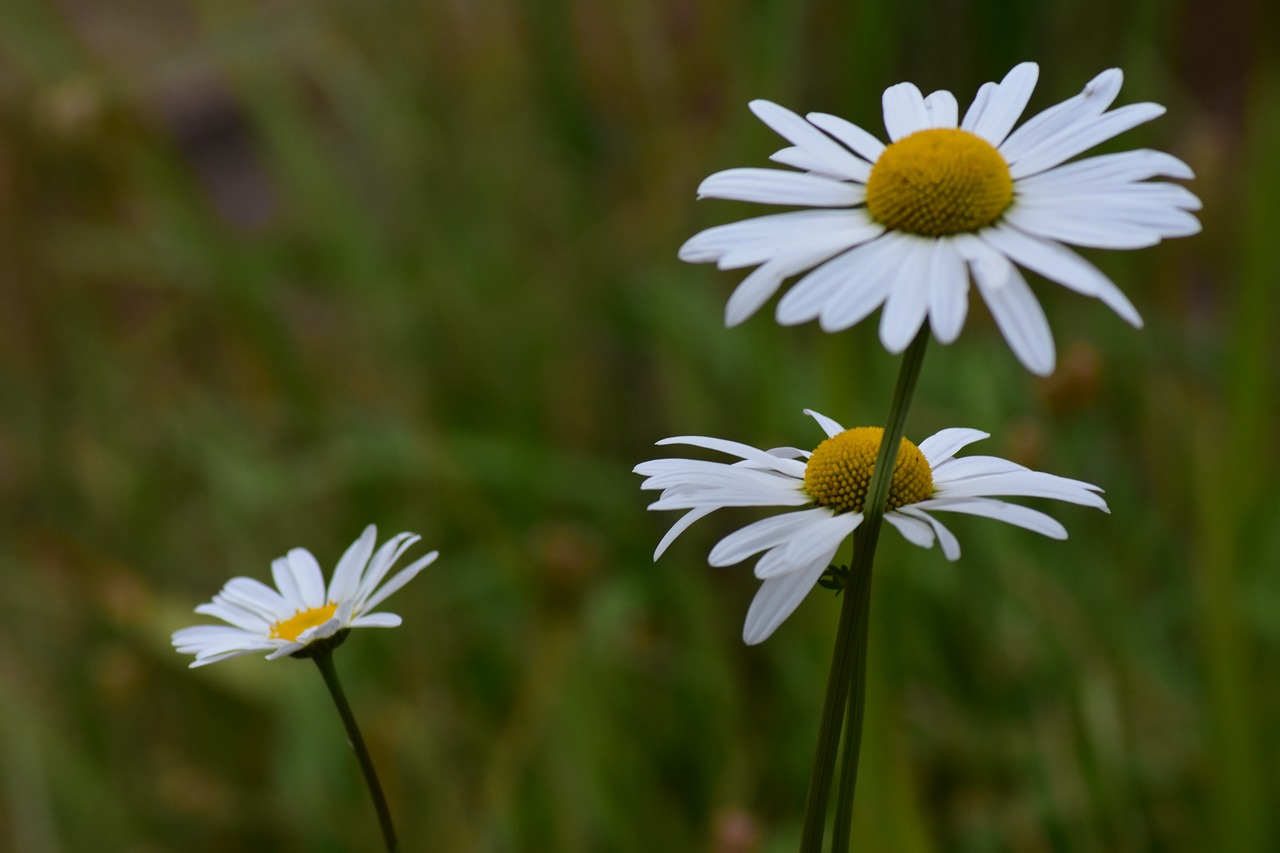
[1, 0, 1277, 850]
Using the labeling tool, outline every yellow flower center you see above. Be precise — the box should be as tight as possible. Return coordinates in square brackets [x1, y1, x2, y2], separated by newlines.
[865, 128, 1013, 236]
[270, 603, 338, 642]
[803, 427, 934, 514]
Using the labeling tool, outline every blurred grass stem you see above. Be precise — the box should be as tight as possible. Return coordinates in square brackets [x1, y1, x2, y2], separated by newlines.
[312, 648, 399, 852]
[800, 328, 929, 852]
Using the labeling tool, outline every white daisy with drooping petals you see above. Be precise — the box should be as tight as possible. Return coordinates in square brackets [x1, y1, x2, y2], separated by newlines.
[679, 62, 1200, 375]
[172, 525, 438, 667]
[635, 410, 1107, 644]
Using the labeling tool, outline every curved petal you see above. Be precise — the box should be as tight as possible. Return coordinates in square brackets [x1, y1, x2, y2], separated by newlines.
[882, 82, 931, 141]
[328, 525, 377, 605]
[803, 408, 846, 438]
[807, 112, 886, 162]
[697, 168, 861, 207]
[917, 428, 990, 467]
[742, 554, 833, 645]
[878, 236, 936, 352]
[926, 238, 969, 344]
[966, 62, 1039, 147]
[286, 548, 327, 608]
[1009, 102, 1166, 179]
[655, 435, 809, 474]
[955, 235, 1055, 376]
[913, 497, 1068, 538]
[754, 513, 860, 579]
[751, 100, 875, 181]
[898, 507, 961, 560]
[709, 508, 835, 566]
[923, 89, 959, 128]
[883, 511, 936, 548]
[981, 225, 1142, 326]
[999, 68, 1124, 163]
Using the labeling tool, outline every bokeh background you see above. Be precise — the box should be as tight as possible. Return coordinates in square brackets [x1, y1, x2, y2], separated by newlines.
[1, 0, 1277, 850]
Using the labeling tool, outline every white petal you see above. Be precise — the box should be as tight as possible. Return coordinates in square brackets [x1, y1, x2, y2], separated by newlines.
[754, 513, 860, 579]
[328, 525, 377, 605]
[194, 602, 270, 633]
[1004, 204, 1165, 249]
[960, 82, 997, 135]
[884, 511, 935, 548]
[359, 552, 436, 612]
[931, 455, 1029, 482]
[655, 435, 808, 475]
[724, 231, 865, 326]
[272, 557, 303, 609]
[356, 533, 418, 603]
[898, 507, 961, 560]
[680, 210, 868, 267]
[220, 577, 289, 621]
[878, 236, 935, 352]
[803, 408, 846, 438]
[1009, 102, 1166, 179]
[933, 471, 1107, 508]
[917, 428, 990, 467]
[913, 497, 1068, 538]
[714, 211, 878, 270]
[774, 231, 896, 326]
[926, 238, 969, 344]
[286, 548, 327, 608]
[815, 235, 903, 332]
[1016, 149, 1194, 192]
[709, 508, 835, 566]
[741, 555, 833, 645]
[653, 507, 715, 559]
[923, 90, 959, 128]
[750, 100, 875, 181]
[980, 225, 1142, 327]
[1018, 182, 1201, 212]
[807, 112, 887, 162]
[999, 68, 1124, 163]
[955, 235, 1055, 375]
[882, 82, 931, 141]
[697, 168, 861, 207]
[967, 62, 1039, 147]
[349, 612, 403, 628]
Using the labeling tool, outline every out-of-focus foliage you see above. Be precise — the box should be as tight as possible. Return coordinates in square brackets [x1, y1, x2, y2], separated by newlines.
[0, 0, 1276, 850]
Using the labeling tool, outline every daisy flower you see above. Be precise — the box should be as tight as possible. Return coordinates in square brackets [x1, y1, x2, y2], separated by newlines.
[678, 62, 1200, 375]
[173, 525, 438, 667]
[635, 410, 1107, 644]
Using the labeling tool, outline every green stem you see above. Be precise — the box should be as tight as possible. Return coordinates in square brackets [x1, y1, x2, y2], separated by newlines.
[312, 646, 399, 852]
[799, 328, 930, 853]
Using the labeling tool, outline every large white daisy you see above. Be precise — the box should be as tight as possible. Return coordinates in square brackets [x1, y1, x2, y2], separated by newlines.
[635, 410, 1107, 644]
[678, 62, 1200, 375]
[172, 525, 438, 667]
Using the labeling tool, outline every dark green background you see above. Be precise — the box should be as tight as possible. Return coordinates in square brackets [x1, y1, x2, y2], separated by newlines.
[1, 0, 1276, 849]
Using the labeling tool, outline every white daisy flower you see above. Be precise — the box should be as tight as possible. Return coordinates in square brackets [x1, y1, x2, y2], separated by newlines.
[172, 525, 438, 667]
[635, 410, 1107, 644]
[679, 62, 1201, 375]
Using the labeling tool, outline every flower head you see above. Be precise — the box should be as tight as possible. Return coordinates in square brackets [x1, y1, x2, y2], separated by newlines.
[679, 62, 1200, 375]
[172, 525, 437, 667]
[635, 410, 1107, 644]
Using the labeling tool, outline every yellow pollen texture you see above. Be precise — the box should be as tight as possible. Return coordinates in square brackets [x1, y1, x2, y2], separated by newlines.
[865, 128, 1013, 236]
[803, 427, 934, 514]
[271, 603, 338, 642]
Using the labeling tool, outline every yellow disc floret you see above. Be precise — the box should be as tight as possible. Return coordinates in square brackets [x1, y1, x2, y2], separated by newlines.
[803, 427, 933, 514]
[271, 603, 338, 642]
[865, 128, 1013, 236]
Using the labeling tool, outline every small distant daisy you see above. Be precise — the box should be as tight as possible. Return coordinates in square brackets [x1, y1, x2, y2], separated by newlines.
[679, 62, 1200, 375]
[635, 410, 1107, 644]
[173, 525, 438, 667]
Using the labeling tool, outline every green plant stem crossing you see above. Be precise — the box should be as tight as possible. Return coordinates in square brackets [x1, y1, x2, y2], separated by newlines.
[799, 328, 930, 852]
